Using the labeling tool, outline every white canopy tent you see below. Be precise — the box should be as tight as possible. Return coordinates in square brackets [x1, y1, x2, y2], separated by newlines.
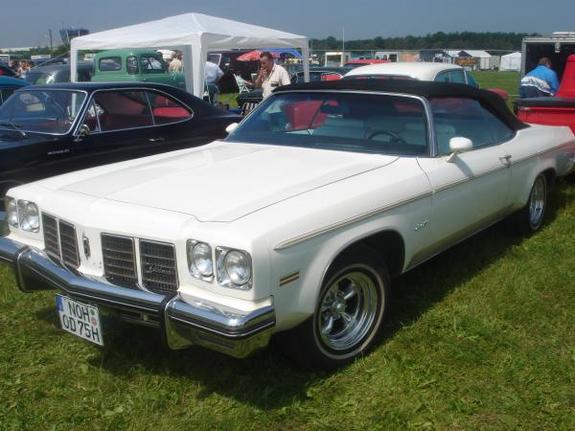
[70, 13, 310, 98]
[500, 52, 522, 72]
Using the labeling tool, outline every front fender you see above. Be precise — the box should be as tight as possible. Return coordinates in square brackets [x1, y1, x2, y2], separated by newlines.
[270, 202, 429, 332]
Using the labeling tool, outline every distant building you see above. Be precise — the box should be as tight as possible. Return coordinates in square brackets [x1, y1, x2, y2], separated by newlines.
[419, 49, 453, 63]
[446, 50, 500, 70]
[0, 47, 35, 53]
[60, 28, 89, 45]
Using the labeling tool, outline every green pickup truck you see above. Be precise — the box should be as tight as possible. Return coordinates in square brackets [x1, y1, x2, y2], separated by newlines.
[91, 49, 186, 90]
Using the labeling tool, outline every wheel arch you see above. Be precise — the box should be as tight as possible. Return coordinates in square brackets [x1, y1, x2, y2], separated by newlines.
[308, 228, 405, 310]
[517, 163, 556, 208]
[327, 230, 405, 278]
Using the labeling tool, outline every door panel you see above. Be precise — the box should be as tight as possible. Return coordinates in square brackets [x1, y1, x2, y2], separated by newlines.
[417, 146, 511, 252]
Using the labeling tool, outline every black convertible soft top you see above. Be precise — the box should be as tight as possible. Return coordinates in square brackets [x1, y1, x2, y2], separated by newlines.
[274, 79, 528, 131]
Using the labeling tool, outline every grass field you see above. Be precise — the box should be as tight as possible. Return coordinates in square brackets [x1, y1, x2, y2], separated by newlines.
[1, 72, 574, 430]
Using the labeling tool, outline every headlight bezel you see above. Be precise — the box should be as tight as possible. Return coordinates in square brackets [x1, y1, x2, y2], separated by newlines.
[187, 239, 214, 281]
[216, 246, 253, 290]
[17, 200, 40, 232]
[5, 197, 19, 228]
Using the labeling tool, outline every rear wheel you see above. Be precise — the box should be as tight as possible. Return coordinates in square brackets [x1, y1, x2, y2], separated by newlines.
[509, 173, 548, 234]
[283, 248, 390, 370]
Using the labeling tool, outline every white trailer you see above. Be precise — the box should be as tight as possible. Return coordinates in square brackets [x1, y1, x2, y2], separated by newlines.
[522, 32, 575, 79]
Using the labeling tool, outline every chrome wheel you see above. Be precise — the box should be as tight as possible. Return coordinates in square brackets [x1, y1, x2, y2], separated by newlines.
[529, 176, 546, 228]
[316, 266, 380, 354]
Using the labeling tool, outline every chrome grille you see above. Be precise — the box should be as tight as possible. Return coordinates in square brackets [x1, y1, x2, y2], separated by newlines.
[59, 221, 80, 269]
[42, 214, 60, 260]
[101, 234, 138, 288]
[140, 240, 178, 294]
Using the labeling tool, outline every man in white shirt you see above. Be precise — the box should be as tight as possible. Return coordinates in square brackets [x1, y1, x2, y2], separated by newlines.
[204, 61, 224, 103]
[254, 51, 291, 98]
[204, 61, 224, 85]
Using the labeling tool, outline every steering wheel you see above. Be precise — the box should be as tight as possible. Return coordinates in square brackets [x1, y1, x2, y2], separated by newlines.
[367, 130, 408, 145]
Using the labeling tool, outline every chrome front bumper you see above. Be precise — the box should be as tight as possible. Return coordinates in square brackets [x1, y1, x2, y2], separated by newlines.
[0, 236, 275, 358]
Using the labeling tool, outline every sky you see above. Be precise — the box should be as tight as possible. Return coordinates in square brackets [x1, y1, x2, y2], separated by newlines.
[1, 0, 574, 48]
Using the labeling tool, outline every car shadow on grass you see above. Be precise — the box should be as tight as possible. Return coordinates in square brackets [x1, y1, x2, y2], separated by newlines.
[32, 182, 572, 410]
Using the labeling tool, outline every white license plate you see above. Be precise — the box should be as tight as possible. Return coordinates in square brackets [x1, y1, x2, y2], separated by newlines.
[56, 295, 104, 346]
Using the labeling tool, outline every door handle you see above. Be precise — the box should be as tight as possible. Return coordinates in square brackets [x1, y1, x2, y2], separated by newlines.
[148, 137, 165, 143]
[499, 155, 512, 167]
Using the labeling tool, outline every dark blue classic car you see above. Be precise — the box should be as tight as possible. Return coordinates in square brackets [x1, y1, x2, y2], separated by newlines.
[0, 82, 241, 208]
[0, 76, 28, 105]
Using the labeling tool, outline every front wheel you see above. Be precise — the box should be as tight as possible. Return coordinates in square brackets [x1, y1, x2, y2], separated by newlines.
[283, 248, 390, 370]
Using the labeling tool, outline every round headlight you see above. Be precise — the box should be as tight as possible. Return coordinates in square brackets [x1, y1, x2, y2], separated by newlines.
[6, 197, 18, 228]
[18, 200, 39, 232]
[189, 241, 213, 278]
[224, 250, 252, 286]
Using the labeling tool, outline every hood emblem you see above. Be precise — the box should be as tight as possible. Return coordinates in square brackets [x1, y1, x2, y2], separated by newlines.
[145, 264, 172, 276]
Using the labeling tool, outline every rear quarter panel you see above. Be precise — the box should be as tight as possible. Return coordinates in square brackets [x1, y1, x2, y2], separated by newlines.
[504, 125, 575, 210]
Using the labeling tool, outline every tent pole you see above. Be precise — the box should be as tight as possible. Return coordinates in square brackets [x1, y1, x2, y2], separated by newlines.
[183, 45, 195, 95]
[70, 41, 78, 83]
[302, 42, 310, 83]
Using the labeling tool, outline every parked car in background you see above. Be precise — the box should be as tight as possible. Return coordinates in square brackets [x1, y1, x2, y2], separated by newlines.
[23, 62, 94, 84]
[0, 76, 28, 105]
[344, 62, 480, 86]
[92, 49, 186, 90]
[236, 66, 350, 115]
[2, 80, 573, 369]
[0, 64, 18, 78]
[0, 82, 241, 209]
[0, 65, 18, 78]
[344, 59, 388, 68]
[343, 62, 511, 100]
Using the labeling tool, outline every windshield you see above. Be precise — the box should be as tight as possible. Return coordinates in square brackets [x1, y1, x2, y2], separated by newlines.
[0, 89, 86, 134]
[227, 92, 429, 156]
[24, 71, 60, 85]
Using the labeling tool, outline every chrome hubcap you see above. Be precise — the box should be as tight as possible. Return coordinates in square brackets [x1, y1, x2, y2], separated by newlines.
[317, 269, 379, 352]
[529, 177, 545, 227]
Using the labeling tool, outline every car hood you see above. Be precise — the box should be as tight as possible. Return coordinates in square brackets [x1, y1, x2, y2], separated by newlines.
[56, 141, 398, 222]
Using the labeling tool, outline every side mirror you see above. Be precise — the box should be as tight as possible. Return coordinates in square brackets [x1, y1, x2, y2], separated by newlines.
[447, 137, 473, 162]
[74, 124, 90, 142]
[225, 122, 239, 134]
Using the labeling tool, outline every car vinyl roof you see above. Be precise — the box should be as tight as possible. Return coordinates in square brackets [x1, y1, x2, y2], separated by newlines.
[275, 79, 528, 131]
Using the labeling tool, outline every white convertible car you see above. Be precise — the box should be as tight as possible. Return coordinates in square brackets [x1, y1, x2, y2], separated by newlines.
[1, 80, 574, 369]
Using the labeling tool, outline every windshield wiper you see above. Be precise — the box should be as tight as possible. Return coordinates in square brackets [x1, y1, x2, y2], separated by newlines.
[0, 121, 26, 137]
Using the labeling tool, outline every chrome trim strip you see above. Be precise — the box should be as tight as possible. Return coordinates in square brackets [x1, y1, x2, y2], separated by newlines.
[274, 190, 433, 250]
[405, 211, 508, 272]
[509, 143, 572, 166]
[432, 164, 510, 194]
[279, 272, 300, 286]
